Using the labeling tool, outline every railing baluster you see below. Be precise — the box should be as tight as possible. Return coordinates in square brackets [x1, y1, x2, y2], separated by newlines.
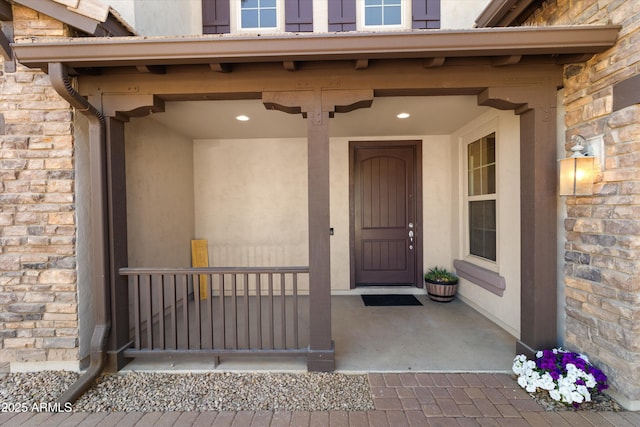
[133, 275, 141, 350]
[280, 273, 286, 349]
[207, 274, 214, 350]
[179, 274, 189, 349]
[268, 273, 274, 349]
[293, 273, 299, 349]
[193, 273, 201, 350]
[256, 274, 262, 349]
[243, 273, 250, 349]
[169, 274, 177, 350]
[158, 275, 165, 350]
[144, 274, 152, 349]
[219, 274, 226, 349]
[231, 274, 238, 349]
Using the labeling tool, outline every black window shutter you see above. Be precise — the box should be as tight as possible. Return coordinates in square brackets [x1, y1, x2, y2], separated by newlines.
[412, 0, 441, 29]
[202, 0, 230, 34]
[328, 0, 356, 32]
[285, 0, 313, 32]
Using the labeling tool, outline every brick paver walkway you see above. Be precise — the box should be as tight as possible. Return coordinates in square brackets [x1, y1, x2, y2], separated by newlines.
[0, 373, 638, 426]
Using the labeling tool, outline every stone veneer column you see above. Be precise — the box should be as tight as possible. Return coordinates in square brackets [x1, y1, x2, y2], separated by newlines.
[0, 5, 79, 368]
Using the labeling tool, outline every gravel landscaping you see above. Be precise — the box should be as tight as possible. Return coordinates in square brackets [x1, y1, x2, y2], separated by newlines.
[0, 371, 374, 412]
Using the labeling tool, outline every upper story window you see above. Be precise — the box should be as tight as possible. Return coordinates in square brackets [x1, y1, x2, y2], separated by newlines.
[466, 132, 497, 263]
[240, 0, 278, 29]
[364, 0, 402, 26]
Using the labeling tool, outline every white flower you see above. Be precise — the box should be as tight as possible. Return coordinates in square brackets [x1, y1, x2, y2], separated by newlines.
[536, 350, 543, 358]
[517, 376, 528, 389]
[549, 389, 561, 401]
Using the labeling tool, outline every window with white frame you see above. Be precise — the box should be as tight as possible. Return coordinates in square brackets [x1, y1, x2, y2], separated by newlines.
[364, 0, 401, 26]
[467, 132, 497, 263]
[358, 0, 409, 29]
[240, 0, 278, 30]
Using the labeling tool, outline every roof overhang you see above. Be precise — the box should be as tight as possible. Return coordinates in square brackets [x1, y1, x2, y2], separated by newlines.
[475, 0, 542, 27]
[13, 25, 620, 73]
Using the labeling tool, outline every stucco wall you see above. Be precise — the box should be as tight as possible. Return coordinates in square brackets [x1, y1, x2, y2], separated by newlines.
[125, 118, 195, 268]
[193, 138, 309, 270]
[105, 0, 491, 35]
[106, 0, 202, 36]
[526, 0, 640, 408]
[451, 110, 521, 338]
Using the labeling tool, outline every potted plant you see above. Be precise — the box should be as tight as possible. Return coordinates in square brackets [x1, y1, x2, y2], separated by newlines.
[424, 266, 459, 303]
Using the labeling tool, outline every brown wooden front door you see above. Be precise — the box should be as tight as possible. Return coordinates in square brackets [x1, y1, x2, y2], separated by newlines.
[350, 141, 422, 287]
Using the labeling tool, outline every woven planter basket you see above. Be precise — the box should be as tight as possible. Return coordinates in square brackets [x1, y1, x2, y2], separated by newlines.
[425, 279, 458, 303]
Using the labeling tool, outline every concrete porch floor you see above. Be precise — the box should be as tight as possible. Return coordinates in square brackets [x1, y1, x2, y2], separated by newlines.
[122, 294, 516, 373]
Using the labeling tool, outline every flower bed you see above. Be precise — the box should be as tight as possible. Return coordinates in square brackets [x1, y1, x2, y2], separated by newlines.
[512, 348, 609, 408]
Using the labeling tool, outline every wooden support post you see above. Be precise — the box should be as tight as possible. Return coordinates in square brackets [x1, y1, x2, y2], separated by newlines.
[479, 85, 559, 356]
[262, 89, 373, 372]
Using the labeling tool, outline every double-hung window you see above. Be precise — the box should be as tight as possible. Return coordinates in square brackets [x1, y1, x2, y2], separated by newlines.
[467, 133, 497, 263]
[240, 0, 278, 29]
[364, 0, 402, 26]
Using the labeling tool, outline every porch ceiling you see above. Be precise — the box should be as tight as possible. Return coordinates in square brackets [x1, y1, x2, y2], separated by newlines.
[13, 25, 620, 72]
[148, 96, 491, 139]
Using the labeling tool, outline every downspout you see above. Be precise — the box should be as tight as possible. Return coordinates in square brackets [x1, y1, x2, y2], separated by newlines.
[48, 63, 111, 404]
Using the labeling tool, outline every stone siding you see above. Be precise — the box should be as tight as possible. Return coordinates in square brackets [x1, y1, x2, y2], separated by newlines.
[0, 6, 78, 367]
[527, 1, 640, 403]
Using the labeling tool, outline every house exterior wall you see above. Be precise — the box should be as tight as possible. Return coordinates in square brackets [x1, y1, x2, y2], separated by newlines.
[0, 6, 80, 370]
[125, 117, 195, 268]
[106, 0, 202, 36]
[105, 0, 491, 35]
[526, 0, 640, 408]
[193, 137, 309, 271]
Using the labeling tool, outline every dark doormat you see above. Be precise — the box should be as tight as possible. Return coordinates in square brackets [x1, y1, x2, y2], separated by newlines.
[361, 294, 423, 306]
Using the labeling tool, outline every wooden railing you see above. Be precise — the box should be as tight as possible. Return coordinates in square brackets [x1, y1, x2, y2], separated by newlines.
[119, 267, 309, 361]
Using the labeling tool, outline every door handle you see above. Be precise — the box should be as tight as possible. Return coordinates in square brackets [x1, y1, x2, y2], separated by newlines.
[408, 228, 414, 250]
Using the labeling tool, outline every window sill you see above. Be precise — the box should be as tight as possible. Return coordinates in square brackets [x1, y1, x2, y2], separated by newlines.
[453, 259, 506, 297]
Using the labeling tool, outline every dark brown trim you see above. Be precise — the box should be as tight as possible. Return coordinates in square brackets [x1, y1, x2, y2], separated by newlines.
[453, 259, 506, 297]
[0, 0, 11, 21]
[613, 74, 640, 112]
[104, 117, 132, 372]
[348, 140, 423, 289]
[13, 26, 620, 71]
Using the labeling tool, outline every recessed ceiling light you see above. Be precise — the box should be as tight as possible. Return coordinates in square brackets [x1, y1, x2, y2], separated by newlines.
[397, 112, 410, 119]
[236, 115, 250, 121]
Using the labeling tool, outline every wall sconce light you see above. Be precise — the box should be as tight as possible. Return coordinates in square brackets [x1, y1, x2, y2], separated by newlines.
[559, 135, 596, 196]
